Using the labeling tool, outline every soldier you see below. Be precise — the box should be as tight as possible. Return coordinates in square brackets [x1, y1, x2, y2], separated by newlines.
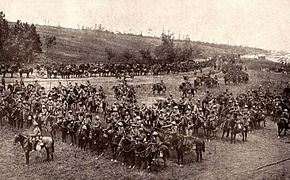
[151, 131, 161, 161]
[136, 127, 147, 143]
[94, 115, 102, 129]
[281, 109, 289, 123]
[30, 120, 42, 151]
[171, 121, 178, 134]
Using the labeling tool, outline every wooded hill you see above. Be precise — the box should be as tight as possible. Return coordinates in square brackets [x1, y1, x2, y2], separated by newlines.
[18, 24, 270, 64]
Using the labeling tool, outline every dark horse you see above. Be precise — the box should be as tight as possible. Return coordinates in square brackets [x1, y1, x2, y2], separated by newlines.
[179, 82, 195, 98]
[90, 127, 108, 155]
[118, 135, 135, 167]
[230, 121, 247, 144]
[277, 118, 289, 137]
[134, 142, 153, 169]
[106, 131, 122, 162]
[167, 133, 205, 165]
[152, 83, 166, 95]
[14, 133, 54, 164]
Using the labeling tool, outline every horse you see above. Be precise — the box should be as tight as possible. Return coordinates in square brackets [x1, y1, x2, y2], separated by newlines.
[14, 133, 54, 164]
[67, 121, 80, 146]
[230, 121, 247, 144]
[90, 127, 107, 155]
[277, 118, 289, 137]
[117, 135, 135, 167]
[77, 126, 90, 150]
[152, 83, 166, 95]
[22, 67, 34, 78]
[154, 143, 170, 167]
[193, 137, 205, 162]
[167, 133, 205, 165]
[106, 131, 122, 162]
[134, 142, 153, 169]
[166, 133, 187, 165]
[192, 115, 204, 136]
[221, 120, 231, 139]
[179, 82, 195, 98]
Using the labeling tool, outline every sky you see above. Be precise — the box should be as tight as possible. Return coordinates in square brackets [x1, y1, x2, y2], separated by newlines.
[1, 0, 290, 51]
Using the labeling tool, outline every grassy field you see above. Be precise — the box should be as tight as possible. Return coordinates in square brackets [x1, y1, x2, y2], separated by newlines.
[33, 25, 267, 64]
[1, 60, 289, 180]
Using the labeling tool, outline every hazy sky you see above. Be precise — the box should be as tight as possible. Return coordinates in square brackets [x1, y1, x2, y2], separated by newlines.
[1, 0, 290, 51]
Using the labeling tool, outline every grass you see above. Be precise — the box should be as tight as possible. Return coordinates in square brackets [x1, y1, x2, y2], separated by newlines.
[32, 25, 267, 64]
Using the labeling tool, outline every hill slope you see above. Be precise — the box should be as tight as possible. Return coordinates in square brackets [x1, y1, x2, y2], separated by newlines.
[34, 25, 268, 64]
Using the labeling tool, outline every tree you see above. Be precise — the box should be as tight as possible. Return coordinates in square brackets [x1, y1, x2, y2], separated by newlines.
[1, 17, 42, 63]
[44, 35, 56, 62]
[121, 49, 135, 63]
[45, 35, 56, 49]
[0, 11, 9, 60]
[104, 47, 116, 61]
[191, 44, 202, 59]
[154, 32, 176, 63]
[139, 48, 153, 64]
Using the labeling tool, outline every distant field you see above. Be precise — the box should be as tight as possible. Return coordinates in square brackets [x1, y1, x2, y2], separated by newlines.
[33, 25, 267, 64]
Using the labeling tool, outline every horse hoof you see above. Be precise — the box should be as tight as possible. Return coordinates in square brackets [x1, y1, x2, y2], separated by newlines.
[111, 159, 113, 162]
[122, 163, 124, 166]
[278, 136, 280, 139]
[114, 160, 117, 163]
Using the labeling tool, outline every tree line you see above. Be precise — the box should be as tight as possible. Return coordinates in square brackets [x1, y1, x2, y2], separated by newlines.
[105, 33, 202, 65]
[0, 11, 42, 63]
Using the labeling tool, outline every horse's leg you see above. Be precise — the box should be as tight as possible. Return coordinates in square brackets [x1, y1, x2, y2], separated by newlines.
[51, 151, 54, 161]
[45, 147, 49, 161]
[181, 151, 184, 165]
[177, 150, 180, 165]
[242, 132, 245, 141]
[234, 134, 236, 144]
[25, 151, 29, 164]
[200, 150, 203, 162]
[278, 125, 282, 137]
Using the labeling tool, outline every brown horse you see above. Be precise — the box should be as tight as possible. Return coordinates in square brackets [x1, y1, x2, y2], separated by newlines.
[277, 118, 289, 137]
[117, 135, 135, 167]
[167, 133, 205, 165]
[230, 122, 247, 143]
[14, 133, 54, 164]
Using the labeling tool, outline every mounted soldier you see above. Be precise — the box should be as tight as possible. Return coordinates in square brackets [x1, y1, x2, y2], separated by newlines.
[29, 120, 43, 151]
[150, 131, 162, 161]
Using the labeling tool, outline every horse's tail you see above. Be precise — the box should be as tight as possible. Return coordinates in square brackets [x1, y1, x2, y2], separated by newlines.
[160, 144, 170, 158]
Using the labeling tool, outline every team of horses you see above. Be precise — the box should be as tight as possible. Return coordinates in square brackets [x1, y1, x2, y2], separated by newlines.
[0, 59, 217, 79]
